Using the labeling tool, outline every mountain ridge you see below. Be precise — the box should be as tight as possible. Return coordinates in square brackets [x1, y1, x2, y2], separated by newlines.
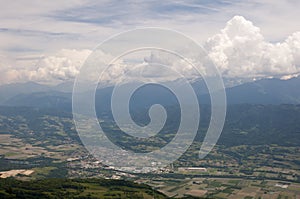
[1, 77, 300, 111]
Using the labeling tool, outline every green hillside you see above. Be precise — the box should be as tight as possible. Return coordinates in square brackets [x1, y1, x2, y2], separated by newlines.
[0, 178, 167, 199]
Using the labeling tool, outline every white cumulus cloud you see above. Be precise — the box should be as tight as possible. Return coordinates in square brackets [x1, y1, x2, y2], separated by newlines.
[0, 49, 92, 85]
[33, 49, 92, 83]
[205, 16, 300, 79]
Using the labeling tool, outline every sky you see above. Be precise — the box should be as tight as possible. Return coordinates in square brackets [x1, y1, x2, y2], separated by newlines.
[0, 0, 300, 85]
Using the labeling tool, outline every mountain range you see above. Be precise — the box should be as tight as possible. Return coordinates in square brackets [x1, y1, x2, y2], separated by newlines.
[1, 77, 300, 112]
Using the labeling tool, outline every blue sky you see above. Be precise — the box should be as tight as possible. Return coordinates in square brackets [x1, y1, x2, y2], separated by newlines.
[0, 0, 300, 84]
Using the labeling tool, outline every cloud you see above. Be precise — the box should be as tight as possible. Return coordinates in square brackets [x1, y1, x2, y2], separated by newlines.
[143, 50, 203, 80]
[205, 16, 300, 79]
[1, 15, 300, 86]
[141, 16, 300, 82]
[33, 49, 92, 83]
[0, 49, 91, 85]
[0, 55, 35, 85]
